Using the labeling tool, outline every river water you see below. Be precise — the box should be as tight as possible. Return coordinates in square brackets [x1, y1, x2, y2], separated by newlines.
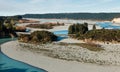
[0, 38, 46, 72]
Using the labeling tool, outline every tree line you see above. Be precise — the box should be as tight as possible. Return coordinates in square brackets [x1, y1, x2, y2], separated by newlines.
[22, 13, 120, 20]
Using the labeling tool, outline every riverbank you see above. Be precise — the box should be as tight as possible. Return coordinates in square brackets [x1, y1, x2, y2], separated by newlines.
[1, 41, 120, 72]
[0, 38, 47, 72]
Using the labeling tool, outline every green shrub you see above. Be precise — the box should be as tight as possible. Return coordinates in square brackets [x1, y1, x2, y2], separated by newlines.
[92, 24, 96, 30]
[68, 23, 120, 42]
[68, 23, 88, 34]
[84, 29, 120, 42]
[18, 31, 58, 43]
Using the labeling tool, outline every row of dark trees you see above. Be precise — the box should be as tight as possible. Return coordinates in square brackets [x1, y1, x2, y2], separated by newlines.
[22, 13, 120, 21]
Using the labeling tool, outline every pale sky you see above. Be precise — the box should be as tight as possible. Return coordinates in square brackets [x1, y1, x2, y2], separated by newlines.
[0, 0, 120, 16]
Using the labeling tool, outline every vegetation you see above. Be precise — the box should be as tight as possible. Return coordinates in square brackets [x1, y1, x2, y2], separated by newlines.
[92, 24, 96, 30]
[68, 23, 88, 34]
[22, 13, 120, 20]
[68, 23, 88, 39]
[0, 16, 22, 38]
[18, 31, 58, 43]
[26, 22, 64, 29]
[72, 43, 104, 51]
[68, 23, 120, 43]
[58, 42, 104, 51]
[84, 29, 120, 42]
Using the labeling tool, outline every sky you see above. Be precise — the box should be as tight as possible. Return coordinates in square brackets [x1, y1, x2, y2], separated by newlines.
[0, 0, 120, 16]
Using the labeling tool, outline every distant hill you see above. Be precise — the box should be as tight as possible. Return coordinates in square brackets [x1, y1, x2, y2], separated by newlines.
[22, 13, 120, 21]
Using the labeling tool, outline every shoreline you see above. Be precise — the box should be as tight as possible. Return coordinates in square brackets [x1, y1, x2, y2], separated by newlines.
[1, 41, 120, 72]
[0, 40, 47, 72]
[0, 48, 47, 72]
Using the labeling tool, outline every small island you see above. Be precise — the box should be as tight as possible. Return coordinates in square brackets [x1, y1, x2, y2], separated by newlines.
[68, 23, 120, 44]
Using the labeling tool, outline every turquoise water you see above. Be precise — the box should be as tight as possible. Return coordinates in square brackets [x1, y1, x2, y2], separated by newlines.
[0, 38, 46, 72]
[96, 22, 120, 29]
[53, 30, 68, 41]
[53, 30, 68, 35]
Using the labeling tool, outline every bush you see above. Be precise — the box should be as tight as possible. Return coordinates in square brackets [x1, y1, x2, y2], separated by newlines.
[18, 34, 30, 42]
[68, 23, 120, 42]
[84, 29, 120, 42]
[18, 31, 58, 43]
[68, 23, 88, 39]
[92, 24, 96, 30]
[68, 23, 88, 34]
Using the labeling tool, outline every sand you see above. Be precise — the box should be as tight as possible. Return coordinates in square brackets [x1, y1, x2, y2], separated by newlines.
[1, 41, 120, 72]
[112, 18, 120, 24]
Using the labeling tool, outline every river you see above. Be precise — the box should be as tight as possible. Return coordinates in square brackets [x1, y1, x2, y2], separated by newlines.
[0, 38, 46, 72]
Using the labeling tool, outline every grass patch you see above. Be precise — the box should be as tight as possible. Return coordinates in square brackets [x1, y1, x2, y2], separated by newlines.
[58, 42, 104, 51]
[74, 43, 104, 51]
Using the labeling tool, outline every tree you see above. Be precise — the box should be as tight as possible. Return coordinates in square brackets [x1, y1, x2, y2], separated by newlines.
[0, 16, 22, 38]
[84, 22, 88, 27]
[10, 19, 15, 25]
[68, 23, 88, 35]
[0, 18, 5, 31]
[68, 24, 75, 34]
[0, 21, 3, 31]
[92, 24, 96, 30]
[82, 22, 88, 34]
